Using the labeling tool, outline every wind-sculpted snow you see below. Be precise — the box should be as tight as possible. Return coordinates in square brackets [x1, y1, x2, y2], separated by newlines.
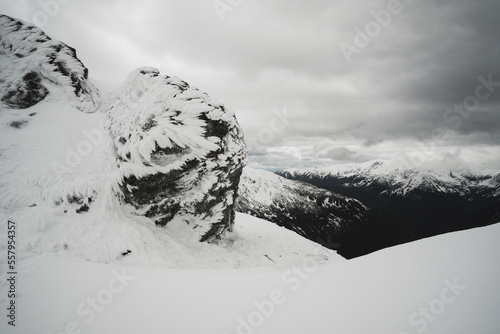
[106, 67, 247, 243]
[0, 15, 99, 112]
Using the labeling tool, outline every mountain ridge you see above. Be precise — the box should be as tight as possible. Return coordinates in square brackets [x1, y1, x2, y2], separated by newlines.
[238, 167, 416, 258]
[277, 160, 500, 240]
[279, 160, 500, 197]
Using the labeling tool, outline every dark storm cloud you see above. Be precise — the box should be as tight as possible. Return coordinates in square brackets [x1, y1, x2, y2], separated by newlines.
[328, 0, 500, 145]
[319, 147, 362, 161]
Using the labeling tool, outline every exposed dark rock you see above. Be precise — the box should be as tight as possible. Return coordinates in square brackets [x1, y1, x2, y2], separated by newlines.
[9, 119, 29, 129]
[2, 71, 49, 108]
[76, 204, 90, 213]
[121, 250, 132, 257]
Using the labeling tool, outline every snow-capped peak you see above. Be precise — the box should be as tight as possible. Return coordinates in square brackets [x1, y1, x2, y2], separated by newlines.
[280, 159, 500, 197]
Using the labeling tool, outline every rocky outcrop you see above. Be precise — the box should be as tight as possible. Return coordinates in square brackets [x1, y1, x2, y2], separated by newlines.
[106, 67, 247, 242]
[0, 15, 99, 112]
[0, 15, 247, 244]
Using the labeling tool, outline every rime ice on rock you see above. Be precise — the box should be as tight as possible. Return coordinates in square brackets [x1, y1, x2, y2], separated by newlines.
[0, 15, 99, 112]
[106, 67, 247, 242]
[0, 14, 248, 244]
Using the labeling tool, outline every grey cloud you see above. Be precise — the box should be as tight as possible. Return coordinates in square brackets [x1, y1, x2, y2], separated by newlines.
[319, 147, 362, 161]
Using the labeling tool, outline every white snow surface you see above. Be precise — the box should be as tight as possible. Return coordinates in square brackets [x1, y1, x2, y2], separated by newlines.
[1, 218, 499, 334]
[240, 168, 293, 206]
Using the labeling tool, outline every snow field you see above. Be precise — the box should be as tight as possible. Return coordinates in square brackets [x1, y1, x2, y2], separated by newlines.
[1, 221, 499, 334]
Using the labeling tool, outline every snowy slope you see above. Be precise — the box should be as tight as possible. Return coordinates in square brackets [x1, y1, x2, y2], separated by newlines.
[239, 167, 369, 227]
[1, 221, 499, 334]
[238, 167, 417, 258]
[0, 98, 336, 268]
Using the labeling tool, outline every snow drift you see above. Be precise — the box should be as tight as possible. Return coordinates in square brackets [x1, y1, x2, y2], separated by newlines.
[1, 218, 498, 334]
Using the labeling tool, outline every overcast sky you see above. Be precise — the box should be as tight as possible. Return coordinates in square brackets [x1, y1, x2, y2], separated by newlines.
[2, 0, 500, 171]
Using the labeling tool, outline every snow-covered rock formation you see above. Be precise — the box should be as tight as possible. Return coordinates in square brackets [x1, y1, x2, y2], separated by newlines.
[105, 67, 247, 242]
[0, 15, 99, 112]
[0, 15, 247, 257]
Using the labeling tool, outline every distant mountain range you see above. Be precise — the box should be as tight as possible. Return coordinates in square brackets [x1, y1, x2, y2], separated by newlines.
[238, 167, 416, 258]
[277, 160, 500, 242]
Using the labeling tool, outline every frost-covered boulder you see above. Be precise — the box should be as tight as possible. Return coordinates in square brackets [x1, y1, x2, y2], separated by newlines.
[106, 67, 247, 242]
[0, 15, 99, 112]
